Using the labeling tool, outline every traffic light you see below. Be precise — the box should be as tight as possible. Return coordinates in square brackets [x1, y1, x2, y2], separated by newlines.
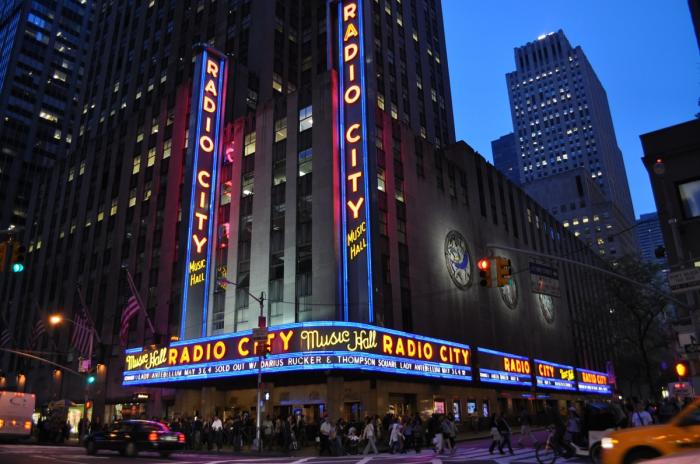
[675, 361, 689, 379]
[86, 374, 96, 384]
[478, 258, 493, 288]
[255, 342, 271, 357]
[496, 257, 512, 287]
[10, 243, 25, 273]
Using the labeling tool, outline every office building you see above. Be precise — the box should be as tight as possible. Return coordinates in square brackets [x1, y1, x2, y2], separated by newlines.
[635, 212, 667, 268]
[1, 1, 616, 422]
[491, 132, 520, 185]
[504, 30, 637, 257]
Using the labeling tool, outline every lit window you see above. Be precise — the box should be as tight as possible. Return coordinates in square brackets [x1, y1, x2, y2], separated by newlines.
[53, 129, 62, 140]
[241, 173, 254, 196]
[136, 131, 144, 143]
[299, 106, 313, 131]
[593, 215, 599, 222]
[151, 118, 159, 134]
[53, 70, 67, 82]
[110, 199, 118, 216]
[68, 168, 75, 182]
[128, 190, 137, 207]
[563, 221, 569, 228]
[377, 93, 385, 110]
[274, 118, 287, 142]
[132, 155, 141, 174]
[582, 216, 589, 223]
[272, 73, 283, 93]
[244, 132, 256, 156]
[163, 139, 172, 159]
[298, 148, 313, 176]
[572, 218, 579, 226]
[147, 147, 156, 167]
[79, 161, 86, 175]
[39, 110, 58, 123]
[97, 211, 104, 222]
[377, 168, 386, 191]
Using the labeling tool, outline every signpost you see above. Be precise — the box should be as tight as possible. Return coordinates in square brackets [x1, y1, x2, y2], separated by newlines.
[668, 381, 694, 399]
[668, 268, 700, 293]
[529, 262, 560, 297]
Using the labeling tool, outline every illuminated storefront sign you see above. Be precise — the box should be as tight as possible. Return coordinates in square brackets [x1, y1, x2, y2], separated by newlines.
[123, 321, 472, 386]
[477, 347, 532, 387]
[576, 368, 612, 394]
[338, 0, 374, 322]
[534, 359, 576, 391]
[180, 46, 228, 339]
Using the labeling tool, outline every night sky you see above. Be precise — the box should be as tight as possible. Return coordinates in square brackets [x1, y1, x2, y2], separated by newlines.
[443, 0, 699, 218]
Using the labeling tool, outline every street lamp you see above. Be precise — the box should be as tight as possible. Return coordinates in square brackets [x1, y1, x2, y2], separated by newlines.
[217, 277, 266, 452]
[49, 314, 64, 326]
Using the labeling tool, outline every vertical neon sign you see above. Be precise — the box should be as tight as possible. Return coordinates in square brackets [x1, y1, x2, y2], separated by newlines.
[338, 0, 374, 323]
[180, 46, 228, 339]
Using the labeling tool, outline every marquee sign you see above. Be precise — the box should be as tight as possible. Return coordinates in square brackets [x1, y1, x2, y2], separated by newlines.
[179, 46, 228, 339]
[123, 321, 472, 386]
[477, 347, 532, 387]
[576, 368, 612, 394]
[338, 0, 374, 322]
[534, 359, 576, 391]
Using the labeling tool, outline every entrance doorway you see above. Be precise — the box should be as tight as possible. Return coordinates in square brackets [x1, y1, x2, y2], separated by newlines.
[387, 393, 416, 418]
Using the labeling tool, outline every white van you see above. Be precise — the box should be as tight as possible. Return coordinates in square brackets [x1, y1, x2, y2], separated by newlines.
[0, 391, 35, 439]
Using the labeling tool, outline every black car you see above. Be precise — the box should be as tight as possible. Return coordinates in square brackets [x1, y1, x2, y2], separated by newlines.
[85, 420, 185, 457]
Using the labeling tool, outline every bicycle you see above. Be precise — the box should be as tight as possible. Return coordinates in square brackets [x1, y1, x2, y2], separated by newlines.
[536, 426, 569, 464]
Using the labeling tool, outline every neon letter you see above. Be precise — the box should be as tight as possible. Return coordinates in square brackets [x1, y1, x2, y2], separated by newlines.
[346, 123, 361, 143]
[344, 23, 358, 42]
[343, 2, 356, 21]
[193, 234, 207, 253]
[238, 337, 250, 357]
[382, 335, 393, 354]
[213, 341, 226, 360]
[206, 59, 219, 77]
[197, 171, 211, 188]
[279, 330, 293, 351]
[200, 135, 214, 152]
[195, 212, 208, 230]
[344, 43, 358, 62]
[204, 79, 218, 96]
[347, 197, 364, 218]
[203, 96, 216, 113]
[351, 148, 357, 167]
[348, 171, 362, 192]
[344, 85, 361, 104]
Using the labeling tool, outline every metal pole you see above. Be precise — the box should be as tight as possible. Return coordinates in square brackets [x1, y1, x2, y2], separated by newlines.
[84, 329, 93, 425]
[256, 293, 264, 453]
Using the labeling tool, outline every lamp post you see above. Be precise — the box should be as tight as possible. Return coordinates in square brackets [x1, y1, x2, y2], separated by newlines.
[217, 277, 266, 452]
[49, 314, 96, 425]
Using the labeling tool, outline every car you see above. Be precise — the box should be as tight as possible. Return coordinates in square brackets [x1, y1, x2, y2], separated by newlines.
[601, 398, 700, 464]
[644, 450, 700, 463]
[84, 419, 185, 457]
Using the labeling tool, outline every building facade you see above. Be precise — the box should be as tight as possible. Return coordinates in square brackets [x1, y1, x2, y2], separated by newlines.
[635, 212, 667, 269]
[1, 1, 615, 424]
[504, 30, 637, 258]
[491, 132, 520, 186]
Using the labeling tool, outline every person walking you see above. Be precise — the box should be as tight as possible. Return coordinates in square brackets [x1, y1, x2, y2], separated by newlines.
[631, 402, 653, 427]
[389, 417, 403, 454]
[517, 408, 537, 447]
[488, 415, 502, 455]
[412, 414, 424, 454]
[319, 415, 332, 456]
[361, 417, 378, 455]
[497, 413, 514, 455]
[441, 414, 457, 456]
[211, 415, 223, 451]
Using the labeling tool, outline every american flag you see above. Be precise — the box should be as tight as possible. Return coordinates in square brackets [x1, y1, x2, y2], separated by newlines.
[0, 317, 12, 348]
[119, 296, 140, 346]
[30, 318, 47, 350]
[71, 305, 94, 358]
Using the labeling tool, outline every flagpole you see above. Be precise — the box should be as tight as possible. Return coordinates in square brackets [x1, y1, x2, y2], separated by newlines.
[122, 267, 156, 335]
[76, 285, 101, 343]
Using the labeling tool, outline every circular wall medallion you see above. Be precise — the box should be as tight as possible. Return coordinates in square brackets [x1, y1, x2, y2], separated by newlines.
[538, 293, 555, 324]
[499, 277, 518, 309]
[443, 230, 472, 290]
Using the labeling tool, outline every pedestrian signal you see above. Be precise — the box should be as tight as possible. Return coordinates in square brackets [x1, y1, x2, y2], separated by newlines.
[478, 258, 493, 288]
[496, 257, 512, 287]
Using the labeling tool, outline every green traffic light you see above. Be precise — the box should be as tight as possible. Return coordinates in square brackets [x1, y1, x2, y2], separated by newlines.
[87, 375, 96, 384]
[12, 263, 24, 273]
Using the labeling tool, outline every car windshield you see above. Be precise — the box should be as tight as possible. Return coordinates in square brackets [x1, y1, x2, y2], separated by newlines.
[139, 421, 170, 432]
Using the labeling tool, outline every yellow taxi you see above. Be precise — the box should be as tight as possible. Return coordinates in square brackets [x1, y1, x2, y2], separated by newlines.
[601, 398, 700, 464]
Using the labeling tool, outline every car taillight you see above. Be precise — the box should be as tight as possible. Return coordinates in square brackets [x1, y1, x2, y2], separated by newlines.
[178, 433, 185, 443]
[0, 419, 4, 428]
[11, 419, 16, 426]
[24, 421, 31, 430]
[148, 431, 158, 441]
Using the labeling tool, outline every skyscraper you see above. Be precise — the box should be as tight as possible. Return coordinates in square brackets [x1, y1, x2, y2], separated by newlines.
[491, 132, 519, 185]
[0, 0, 92, 231]
[503, 30, 637, 257]
[1, 1, 618, 417]
[635, 212, 667, 268]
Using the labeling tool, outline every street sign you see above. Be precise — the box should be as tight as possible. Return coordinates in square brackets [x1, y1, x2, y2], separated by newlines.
[529, 262, 560, 297]
[668, 381, 695, 398]
[78, 358, 91, 373]
[668, 268, 700, 293]
[252, 327, 268, 341]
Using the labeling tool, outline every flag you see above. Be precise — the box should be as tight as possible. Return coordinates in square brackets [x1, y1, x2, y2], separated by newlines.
[119, 296, 140, 346]
[0, 319, 12, 348]
[71, 305, 93, 358]
[30, 318, 47, 350]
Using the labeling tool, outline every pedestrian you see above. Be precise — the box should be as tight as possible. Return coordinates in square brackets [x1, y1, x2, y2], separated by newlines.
[631, 402, 653, 427]
[389, 417, 403, 453]
[566, 406, 581, 443]
[517, 407, 537, 447]
[211, 415, 223, 451]
[362, 417, 378, 455]
[496, 413, 514, 455]
[319, 415, 332, 456]
[441, 414, 456, 456]
[412, 414, 424, 454]
[403, 416, 413, 453]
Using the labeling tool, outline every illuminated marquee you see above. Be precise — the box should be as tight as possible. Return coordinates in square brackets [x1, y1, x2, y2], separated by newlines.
[338, 0, 374, 322]
[534, 359, 576, 391]
[477, 347, 532, 387]
[576, 368, 611, 394]
[123, 321, 472, 386]
[180, 46, 228, 339]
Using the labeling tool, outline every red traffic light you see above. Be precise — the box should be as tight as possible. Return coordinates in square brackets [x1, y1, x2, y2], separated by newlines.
[477, 258, 491, 271]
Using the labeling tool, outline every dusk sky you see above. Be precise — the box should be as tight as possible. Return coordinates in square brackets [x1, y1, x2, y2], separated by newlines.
[442, 0, 699, 218]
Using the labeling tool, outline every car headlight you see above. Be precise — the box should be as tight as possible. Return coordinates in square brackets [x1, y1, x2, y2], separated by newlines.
[601, 437, 618, 449]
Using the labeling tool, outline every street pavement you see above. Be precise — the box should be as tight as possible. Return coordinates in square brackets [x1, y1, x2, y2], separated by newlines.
[0, 439, 590, 464]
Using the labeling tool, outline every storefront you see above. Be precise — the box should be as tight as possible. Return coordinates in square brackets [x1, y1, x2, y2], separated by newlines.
[120, 321, 612, 425]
